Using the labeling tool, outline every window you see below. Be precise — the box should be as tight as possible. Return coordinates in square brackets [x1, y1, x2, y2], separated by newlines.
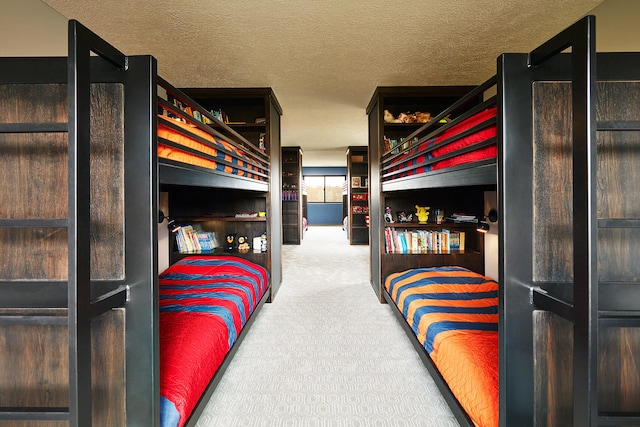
[305, 176, 345, 203]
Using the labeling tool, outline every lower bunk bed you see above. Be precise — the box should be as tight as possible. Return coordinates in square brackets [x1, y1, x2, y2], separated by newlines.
[159, 255, 270, 427]
[383, 266, 498, 427]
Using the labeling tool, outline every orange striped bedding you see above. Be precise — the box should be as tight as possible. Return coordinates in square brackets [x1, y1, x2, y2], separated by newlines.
[385, 266, 498, 427]
[157, 116, 266, 180]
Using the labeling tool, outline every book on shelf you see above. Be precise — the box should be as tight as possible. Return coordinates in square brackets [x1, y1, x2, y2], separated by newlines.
[175, 225, 218, 254]
[450, 213, 477, 223]
[384, 227, 464, 254]
[449, 231, 465, 250]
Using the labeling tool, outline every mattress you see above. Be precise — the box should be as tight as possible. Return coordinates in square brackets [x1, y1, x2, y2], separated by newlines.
[385, 266, 499, 427]
[158, 115, 266, 181]
[159, 256, 269, 427]
[383, 107, 497, 182]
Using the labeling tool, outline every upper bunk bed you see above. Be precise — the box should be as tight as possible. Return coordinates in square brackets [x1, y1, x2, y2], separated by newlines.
[156, 78, 271, 192]
[377, 79, 498, 193]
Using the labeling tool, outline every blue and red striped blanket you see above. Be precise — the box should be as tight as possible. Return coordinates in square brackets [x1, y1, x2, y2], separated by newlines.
[159, 256, 269, 427]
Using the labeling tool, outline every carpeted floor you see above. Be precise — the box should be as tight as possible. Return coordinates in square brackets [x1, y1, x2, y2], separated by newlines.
[195, 226, 459, 427]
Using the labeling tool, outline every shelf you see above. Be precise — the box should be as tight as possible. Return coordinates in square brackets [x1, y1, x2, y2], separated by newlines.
[281, 147, 303, 245]
[385, 222, 477, 229]
[174, 216, 266, 222]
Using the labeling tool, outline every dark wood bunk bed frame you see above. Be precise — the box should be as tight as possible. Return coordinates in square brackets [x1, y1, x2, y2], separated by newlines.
[0, 20, 282, 427]
[370, 16, 640, 427]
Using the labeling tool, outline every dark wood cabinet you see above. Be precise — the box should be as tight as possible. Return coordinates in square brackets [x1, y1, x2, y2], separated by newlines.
[281, 147, 303, 244]
[346, 146, 369, 245]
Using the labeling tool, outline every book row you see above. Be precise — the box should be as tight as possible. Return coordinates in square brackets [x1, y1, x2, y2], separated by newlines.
[384, 227, 465, 254]
[175, 225, 219, 254]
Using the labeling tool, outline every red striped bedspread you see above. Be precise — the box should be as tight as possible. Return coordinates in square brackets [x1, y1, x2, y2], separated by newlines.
[159, 256, 269, 427]
[385, 266, 499, 427]
[383, 107, 497, 182]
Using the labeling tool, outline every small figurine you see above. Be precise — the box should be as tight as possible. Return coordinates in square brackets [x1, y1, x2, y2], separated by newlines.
[237, 236, 250, 253]
[396, 211, 408, 223]
[224, 233, 237, 253]
[260, 232, 268, 253]
[384, 206, 394, 223]
[415, 205, 430, 224]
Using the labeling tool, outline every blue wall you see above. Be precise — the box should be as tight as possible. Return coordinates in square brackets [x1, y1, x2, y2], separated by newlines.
[308, 203, 343, 225]
[303, 166, 347, 225]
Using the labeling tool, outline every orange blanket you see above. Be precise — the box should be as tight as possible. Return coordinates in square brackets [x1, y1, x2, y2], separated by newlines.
[157, 115, 266, 180]
[385, 266, 498, 427]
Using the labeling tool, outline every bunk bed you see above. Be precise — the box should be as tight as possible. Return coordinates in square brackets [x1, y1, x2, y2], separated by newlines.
[155, 65, 279, 427]
[370, 16, 640, 427]
[0, 20, 281, 427]
[159, 256, 269, 427]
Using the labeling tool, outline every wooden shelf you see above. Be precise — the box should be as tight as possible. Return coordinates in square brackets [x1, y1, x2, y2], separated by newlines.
[175, 216, 266, 222]
[281, 147, 303, 244]
[346, 146, 370, 245]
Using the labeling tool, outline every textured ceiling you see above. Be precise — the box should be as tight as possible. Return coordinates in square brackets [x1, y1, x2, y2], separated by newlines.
[43, 0, 604, 165]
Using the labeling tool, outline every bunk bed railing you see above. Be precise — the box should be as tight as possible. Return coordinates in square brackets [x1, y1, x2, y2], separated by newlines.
[157, 77, 270, 177]
[379, 77, 498, 192]
[381, 110, 497, 178]
[381, 76, 497, 162]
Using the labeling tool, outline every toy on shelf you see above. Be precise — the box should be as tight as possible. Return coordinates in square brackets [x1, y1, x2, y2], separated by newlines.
[224, 233, 237, 253]
[415, 205, 430, 224]
[237, 236, 250, 253]
[383, 110, 432, 124]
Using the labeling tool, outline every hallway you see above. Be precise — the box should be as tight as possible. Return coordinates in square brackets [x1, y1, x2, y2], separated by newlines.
[195, 226, 459, 427]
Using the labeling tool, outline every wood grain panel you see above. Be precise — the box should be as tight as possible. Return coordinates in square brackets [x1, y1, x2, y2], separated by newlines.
[533, 310, 573, 427]
[89, 83, 125, 281]
[0, 309, 125, 427]
[532, 82, 573, 284]
[598, 327, 640, 413]
[0, 83, 125, 281]
[533, 81, 640, 284]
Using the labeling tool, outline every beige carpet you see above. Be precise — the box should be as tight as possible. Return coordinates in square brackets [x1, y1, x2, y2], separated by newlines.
[195, 226, 459, 427]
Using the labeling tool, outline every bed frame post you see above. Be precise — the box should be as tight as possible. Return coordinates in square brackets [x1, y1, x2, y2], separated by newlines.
[497, 51, 536, 427]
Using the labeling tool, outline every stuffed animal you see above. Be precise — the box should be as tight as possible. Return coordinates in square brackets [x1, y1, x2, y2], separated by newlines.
[384, 109, 403, 123]
[384, 109, 395, 123]
[237, 235, 250, 253]
[224, 233, 237, 252]
[415, 112, 432, 123]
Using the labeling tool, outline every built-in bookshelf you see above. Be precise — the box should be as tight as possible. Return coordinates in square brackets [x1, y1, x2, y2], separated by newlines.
[165, 187, 270, 265]
[282, 147, 303, 244]
[346, 146, 369, 245]
[378, 187, 486, 286]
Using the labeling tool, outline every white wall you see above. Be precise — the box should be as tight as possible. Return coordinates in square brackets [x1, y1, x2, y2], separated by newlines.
[589, 0, 640, 51]
[0, 0, 66, 56]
